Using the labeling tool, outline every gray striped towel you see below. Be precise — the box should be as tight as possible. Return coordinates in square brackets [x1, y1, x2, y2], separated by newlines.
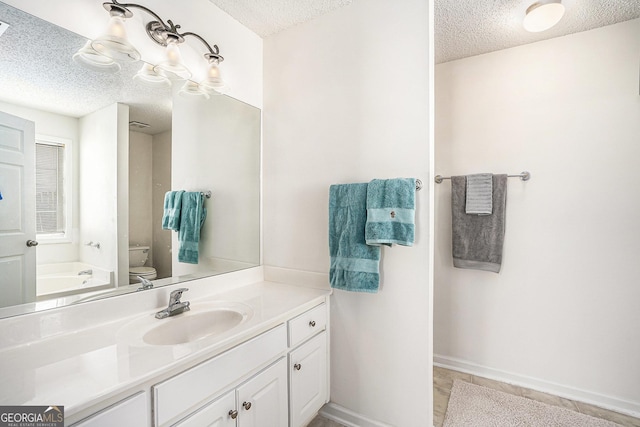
[466, 174, 493, 215]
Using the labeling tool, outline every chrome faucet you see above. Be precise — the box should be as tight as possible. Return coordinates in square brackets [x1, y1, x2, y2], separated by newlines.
[155, 288, 190, 319]
[78, 269, 93, 276]
[136, 276, 154, 291]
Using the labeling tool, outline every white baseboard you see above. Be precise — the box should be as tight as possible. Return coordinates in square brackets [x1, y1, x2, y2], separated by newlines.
[319, 402, 393, 427]
[434, 354, 640, 418]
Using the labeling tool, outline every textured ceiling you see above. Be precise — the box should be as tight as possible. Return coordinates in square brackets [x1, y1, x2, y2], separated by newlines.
[210, 0, 352, 37]
[0, 2, 172, 135]
[436, 0, 640, 63]
[4, 0, 638, 124]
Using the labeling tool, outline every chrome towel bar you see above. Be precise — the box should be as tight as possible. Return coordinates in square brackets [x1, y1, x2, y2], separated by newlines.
[434, 171, 530, 184]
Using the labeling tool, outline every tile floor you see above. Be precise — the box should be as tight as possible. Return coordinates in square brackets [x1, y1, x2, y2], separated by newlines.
[308, 367, 640, 426]
[434, 366, 640, 427]
[306, 415, 347, 427]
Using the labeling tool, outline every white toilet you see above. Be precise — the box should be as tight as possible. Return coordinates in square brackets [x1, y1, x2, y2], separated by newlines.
[129, 246, 157, 284]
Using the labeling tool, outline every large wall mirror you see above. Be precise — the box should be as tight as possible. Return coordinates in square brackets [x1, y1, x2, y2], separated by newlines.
[0, 2, 261, 318]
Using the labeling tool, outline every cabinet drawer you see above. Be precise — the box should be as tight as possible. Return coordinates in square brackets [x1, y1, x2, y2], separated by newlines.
[72, 392, 148, 427]
[154, 324, 287, 426]
[288, 303, 326, 348]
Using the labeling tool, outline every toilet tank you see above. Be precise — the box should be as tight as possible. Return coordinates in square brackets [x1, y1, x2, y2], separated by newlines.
[129, 246, 150, 267]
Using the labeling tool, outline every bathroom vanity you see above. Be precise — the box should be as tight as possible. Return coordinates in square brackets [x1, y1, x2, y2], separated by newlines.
[0, 271, 330, 427]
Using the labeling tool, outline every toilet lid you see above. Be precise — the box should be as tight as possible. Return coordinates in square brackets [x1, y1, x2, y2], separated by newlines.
[130, 266, 156, 275]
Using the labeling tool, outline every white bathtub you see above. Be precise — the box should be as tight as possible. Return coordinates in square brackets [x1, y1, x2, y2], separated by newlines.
[36, 262, 113, 300]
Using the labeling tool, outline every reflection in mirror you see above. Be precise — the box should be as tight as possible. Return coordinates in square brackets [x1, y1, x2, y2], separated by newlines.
[0, 2, 260, 318]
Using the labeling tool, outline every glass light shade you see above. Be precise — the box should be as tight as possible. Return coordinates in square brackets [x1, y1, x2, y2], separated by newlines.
[178, 81, 210, 99]
[200, 60, 227, 94]
[134, 63, 171, 87]
[154, 42, 191, 80]
[523, 1, 565, 32]
[91, 15, 140, 62]
[73, 40, 121, 73]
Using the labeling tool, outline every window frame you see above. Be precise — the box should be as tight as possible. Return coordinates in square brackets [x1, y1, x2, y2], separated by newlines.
[35, 134, 73, 244]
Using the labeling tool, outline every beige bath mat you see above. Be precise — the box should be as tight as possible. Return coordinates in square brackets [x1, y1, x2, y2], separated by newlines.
[443, 380, 620, 427]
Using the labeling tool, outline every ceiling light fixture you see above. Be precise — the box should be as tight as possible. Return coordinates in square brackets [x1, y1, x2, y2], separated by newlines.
[76, 0, 227, 95]
[523, 0, 565, 33]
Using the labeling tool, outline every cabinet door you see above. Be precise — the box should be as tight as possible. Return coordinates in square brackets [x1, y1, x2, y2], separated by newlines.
[236, 358, 288, 427]
[174, 390, 236, 427]
[72, 392, 148, 427]
[289, 332, 328, 427]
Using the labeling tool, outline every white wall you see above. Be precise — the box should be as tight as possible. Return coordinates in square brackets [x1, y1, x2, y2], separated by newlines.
[172, 94, 261, 277]
[129, 131, 153, 256]
[152, 130, 172, 279]
[0, 101, 80, 264]
[434, 19, 640, 415]
[78, 103, 129, 287]
[263, 0, 433, 425]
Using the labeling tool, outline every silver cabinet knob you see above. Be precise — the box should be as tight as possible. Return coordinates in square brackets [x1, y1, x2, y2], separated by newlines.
[228, 409, 238, 419]
[309, 320, 316, 327]
[26, 240, 39, 247]
[294, 363, 302, 371]
[243, 401, 252, 410]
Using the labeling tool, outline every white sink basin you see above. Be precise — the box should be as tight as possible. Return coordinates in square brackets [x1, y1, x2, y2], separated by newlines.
[144, 308, 246, 345]
[120, 301, 253, 346]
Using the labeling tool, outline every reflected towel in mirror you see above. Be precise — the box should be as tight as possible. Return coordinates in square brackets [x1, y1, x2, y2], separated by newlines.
[178, 192, 207, 264]
[162, 190, 185, 231]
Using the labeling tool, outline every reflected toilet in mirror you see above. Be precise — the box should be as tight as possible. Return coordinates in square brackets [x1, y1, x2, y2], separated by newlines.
[129, 246, 157, 284]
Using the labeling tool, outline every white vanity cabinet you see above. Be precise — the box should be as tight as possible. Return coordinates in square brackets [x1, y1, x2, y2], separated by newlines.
[165, 302, 329, 427]
[154, 325, 287, 426]
[287, 303, 329, 427]
[3, 280, 332, 427]
[175, 358, 288, 427]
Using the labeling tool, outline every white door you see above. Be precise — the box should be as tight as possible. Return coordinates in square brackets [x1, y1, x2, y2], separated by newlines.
[0, 111, 36, 308]
[289, 332, 328, 427]
[237, 358, 288, 427]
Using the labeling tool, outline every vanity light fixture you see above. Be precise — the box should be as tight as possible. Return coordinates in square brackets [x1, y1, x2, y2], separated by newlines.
[523, 0, 565, 32]
[78, 0, 227, 95]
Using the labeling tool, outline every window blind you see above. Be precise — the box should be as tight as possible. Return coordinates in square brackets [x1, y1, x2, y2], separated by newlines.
[35, 142, 65, 234]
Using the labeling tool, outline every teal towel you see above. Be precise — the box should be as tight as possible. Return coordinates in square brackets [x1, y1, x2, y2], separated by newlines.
[365, 178, 416, 246]
[162, 190, 184, 231]
[329, 183, 381, 293]
[178, 192, 207, 264]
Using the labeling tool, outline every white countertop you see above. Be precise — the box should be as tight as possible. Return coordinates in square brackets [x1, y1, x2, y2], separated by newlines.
[0, 280, 330, 418]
